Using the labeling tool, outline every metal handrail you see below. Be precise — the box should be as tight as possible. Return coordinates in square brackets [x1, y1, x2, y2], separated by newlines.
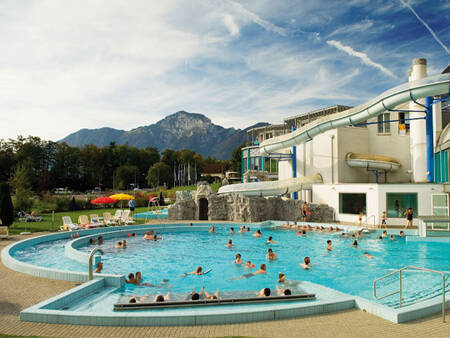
[374, 266, 447, 322]
[367, 215, 376, 227]
[88, 248, 104, 280]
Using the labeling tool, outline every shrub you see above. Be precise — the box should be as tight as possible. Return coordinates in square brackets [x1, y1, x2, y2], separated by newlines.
[0, 182, 14, 226]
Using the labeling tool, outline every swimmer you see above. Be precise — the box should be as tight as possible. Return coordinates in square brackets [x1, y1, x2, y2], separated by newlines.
[126, 273, 136, 284]
[187, 266, 205, 275]
[191, 285, 221, 300]
[122, 240, 127, 247]
[300, 256, 311, 269]
[377, 235, 383, 240]
[282, 222, 290, 229]
[230, 227, 235, 235]
[97, 236, 103, 245]
[89, 238, 97, 245]
[253, 229, 262, 237]
[352, 240, 358, 247]
[278, 273, 286, 283]
[296, 230, 306, 236]
[254, 264, 267, 275]
[276, 285, 292, 296]
[266, 236, 277, 244]
[238, 225, 246, 233]
[364, 252, 373, 259]
[266, 248, 277, 260]
[229, 264, 266, 280]
[291, 222, 299, 230]
[258, 287, 271, 297]
[389, 234, 396, 241]
[114, 241, 123, 249]
[382, 230, 388, 238]
[327, 239, 332, 251]
[209, 226, 216, 233]
[150, 234, 162, 241]
[246, 227, 251, 232]
[245, 261, 255, 269]
[143, 231, 154, 240]
[399, 231, 405, 237]
[153, 292, 170, 302]
[233, 253, 244, 264]
[226, 239, 234, 248]
[189, 222, 193, 227]
[94, 261, 103, 273]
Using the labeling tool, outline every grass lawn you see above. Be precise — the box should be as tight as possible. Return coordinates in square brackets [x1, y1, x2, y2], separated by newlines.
[7, 206, 150, 235]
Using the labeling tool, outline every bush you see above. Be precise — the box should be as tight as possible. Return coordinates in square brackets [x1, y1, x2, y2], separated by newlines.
[0, 182, 14, 226]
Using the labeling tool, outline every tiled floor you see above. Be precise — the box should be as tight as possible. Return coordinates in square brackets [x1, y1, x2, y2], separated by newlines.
[1, 231, 449, 338]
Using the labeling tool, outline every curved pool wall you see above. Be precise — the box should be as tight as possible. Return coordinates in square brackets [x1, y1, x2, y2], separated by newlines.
[3, 222, 447, 326]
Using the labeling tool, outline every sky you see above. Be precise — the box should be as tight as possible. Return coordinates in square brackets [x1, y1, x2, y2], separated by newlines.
[0, 0, 449, 141]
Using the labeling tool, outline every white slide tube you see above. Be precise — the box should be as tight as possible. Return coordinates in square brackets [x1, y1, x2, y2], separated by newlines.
[259, 73, 450, 156]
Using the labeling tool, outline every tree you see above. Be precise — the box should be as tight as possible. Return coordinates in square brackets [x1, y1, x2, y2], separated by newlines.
[9, 162, 34, 212]
[0, 182, 14, 226]
[115, 165, 138, 190]
[147, 162, 173, 188]
[231, 143, 246, 172]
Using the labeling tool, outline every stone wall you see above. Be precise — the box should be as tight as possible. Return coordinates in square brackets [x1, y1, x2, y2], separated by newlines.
[168, 183, 334, 223]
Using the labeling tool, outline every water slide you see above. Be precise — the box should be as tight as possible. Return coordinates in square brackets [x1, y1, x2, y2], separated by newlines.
[218, 73, 450, 196]
[345, 152, 401, 171]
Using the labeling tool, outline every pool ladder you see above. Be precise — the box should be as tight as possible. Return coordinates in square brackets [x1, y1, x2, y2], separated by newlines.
[374, 266, 447, 322]
[88, 248, 104, 280]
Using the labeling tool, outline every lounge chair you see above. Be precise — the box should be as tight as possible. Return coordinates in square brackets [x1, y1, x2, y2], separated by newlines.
[90, 214, 105, 227]
[112, 210, 123, 223]
[78, 215, 101, 229]
[0, 226, 9, 239]
[103, 212, 116, 226]
[121, 210, 135, 225]
[60, 216, 83, 231]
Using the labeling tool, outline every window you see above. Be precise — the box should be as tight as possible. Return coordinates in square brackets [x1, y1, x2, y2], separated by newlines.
[398, 112, 410, 134]
[339, 193, 366, 214]
[377, 113, 390, 133]
[386, 193, 417, 218]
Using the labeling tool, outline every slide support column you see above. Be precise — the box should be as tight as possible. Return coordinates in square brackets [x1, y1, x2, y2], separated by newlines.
[426, 96, 434, 182]
[292, 126, 298, 200]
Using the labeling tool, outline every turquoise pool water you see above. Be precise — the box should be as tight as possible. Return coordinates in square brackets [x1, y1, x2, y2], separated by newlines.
[11, 224, 450, 311]
[133, 209, 168, 219]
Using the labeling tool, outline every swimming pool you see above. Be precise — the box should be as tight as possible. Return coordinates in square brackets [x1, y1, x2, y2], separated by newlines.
[3, 222, 450, 325]
[133, 209, 168, 219]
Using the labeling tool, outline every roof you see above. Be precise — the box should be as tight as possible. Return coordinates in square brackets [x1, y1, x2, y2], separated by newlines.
[203, 163, 230, 174]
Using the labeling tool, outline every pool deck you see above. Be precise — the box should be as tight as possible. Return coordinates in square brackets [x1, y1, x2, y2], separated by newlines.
[1, 230, 449, 338]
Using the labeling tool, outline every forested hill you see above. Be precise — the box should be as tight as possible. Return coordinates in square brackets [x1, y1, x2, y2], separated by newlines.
[60, 111, 268, 159]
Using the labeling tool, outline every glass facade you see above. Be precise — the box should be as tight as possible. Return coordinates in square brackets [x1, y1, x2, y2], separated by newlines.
[434, 150, 449, 183]
[386, 193, 418, 218]
[339, 193, 366, 214]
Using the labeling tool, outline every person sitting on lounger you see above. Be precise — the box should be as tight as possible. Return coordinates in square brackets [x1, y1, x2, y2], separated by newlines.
[276, 285, 292, 296]
[253, 229, 262, 237]
[266, 248, 277, 260]
[226, 239, 234, 248]
[300, 256, 311, 269]
[233, 253, 243, 264]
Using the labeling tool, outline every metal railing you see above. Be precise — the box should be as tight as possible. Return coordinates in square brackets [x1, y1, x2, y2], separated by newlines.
[367, 215, 376, 227]
[374, 266, 447, 322]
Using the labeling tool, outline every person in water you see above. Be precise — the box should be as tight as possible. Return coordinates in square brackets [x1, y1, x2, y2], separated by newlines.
[97, 236, 104, 245]
[253, 229, 262, 237]
[245, 261, 255, 269]
[188, 266, 206, 275]
[143, 231, 154, 240]
[89, 238, 96, 245]
[276, 284, 292, 296]
[352, 240, 358, 247]
[209, 226, 216, 233]
[226, 239, 234, 248]
[389, 234, 396, 241]
[232, 264, 266, 280]
[399, 231, 405, 237]
[266, 236, 277, 244]
[364, 252, 373, 259]
[266, 248, 277, 260]
[230, 227, 235, 235]
[300, 256, 311, 269]
[233, 253, 244, 264]
[327, 240, 332, 251]
[238, 225, 246, 233]
[154, 292, 170, 302]
[258, 287, 271, 297]
[297, 230, 306, 236]
[94, 261, 103, 273]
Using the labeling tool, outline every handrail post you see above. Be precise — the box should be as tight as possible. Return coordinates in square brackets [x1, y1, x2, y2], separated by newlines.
[443, 274, 446, 323]
[399, 270, 402, 308]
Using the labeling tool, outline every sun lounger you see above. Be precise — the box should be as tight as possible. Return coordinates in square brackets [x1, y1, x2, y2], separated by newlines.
[60, 216, 83, 231]
[121, 210, 135, 225]
[103, 212, 116, 226]
[112, 210, 122, 223]
[78, 215, 101, 229]
[0, 226, 9, 239]
[114, 293, 316, 310]
[90, 214, 105, 227]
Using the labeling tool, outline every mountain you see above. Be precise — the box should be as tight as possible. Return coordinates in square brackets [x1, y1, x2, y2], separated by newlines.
[60, 111, 269, 159]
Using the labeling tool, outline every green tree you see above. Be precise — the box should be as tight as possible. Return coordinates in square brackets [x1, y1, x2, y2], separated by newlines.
[231, 143, 246, 172]
[115, 165, 138, 190]
[147, 162, 173, 188]
[9, 162, 34, 212]
[0, 182, 14, 226]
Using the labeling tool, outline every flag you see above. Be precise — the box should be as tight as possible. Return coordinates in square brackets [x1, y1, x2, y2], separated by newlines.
[188, 162, 191, 185]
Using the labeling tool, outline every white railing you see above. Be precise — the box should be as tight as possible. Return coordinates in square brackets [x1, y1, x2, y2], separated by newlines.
[374, 266, 447, 322]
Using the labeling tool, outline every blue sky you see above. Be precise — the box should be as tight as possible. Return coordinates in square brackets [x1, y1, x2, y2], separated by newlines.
[1, 0, 449, 140]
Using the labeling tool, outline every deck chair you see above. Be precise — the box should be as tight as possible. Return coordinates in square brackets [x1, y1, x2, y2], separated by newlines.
[60, 216, 82, 231]
[103, 212, 116, 226]
[78, 215, 100, 229]
[121, 210, 135, 225]
[90, 214, 105, 227]
[0, 226, 9, 239]
[112, 210, 123, 223]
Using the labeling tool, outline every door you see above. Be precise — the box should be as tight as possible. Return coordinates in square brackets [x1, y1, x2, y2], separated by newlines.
[199, 198, 208, 220]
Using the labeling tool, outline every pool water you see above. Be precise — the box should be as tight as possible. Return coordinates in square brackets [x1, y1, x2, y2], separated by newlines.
[12, 224, 450, 311]
[133, 209, 168, 219]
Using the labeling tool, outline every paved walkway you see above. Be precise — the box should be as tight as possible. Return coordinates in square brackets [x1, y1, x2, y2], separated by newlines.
[0, 232, 448, 338]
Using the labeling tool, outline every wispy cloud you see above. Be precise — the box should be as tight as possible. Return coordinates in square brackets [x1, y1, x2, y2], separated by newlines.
[326, 40, 398, 79]
[328, 19, 394, 38]
[399, 0, 450, 55]
[223, 13, 240, 37]
[227, 0, 287, 37]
